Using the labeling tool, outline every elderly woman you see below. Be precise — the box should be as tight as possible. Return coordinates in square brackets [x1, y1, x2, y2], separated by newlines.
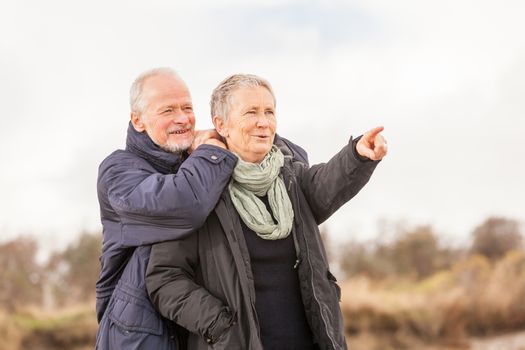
[145, 74, 386, 350]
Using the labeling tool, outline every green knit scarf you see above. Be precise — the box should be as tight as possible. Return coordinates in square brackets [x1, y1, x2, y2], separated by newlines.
[229, 145, 294, 240]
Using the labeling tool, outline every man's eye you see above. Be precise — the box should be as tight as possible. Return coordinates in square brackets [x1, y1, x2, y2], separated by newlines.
[184, 106, 193, 112]
[162, 108, 173, 114]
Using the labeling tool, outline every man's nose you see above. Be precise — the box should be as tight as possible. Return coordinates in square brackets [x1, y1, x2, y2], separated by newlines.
[171, 109, 190, 124]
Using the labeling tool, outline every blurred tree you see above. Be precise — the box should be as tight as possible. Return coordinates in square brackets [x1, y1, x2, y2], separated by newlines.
[339, 241, 395, 279]
[390, 225, 441, 279]
[0, 237, 43, 312]
[46, 231, 101, 304]
[339, 225, 458, 280]
[470, 217, 523, 260]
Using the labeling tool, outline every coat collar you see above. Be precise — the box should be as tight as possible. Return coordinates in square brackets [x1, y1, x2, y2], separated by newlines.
[125, 122, 186, 174]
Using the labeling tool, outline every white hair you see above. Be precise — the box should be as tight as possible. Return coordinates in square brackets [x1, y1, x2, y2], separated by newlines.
[210, 74, 276, 122]
[129, 67, 181, 116]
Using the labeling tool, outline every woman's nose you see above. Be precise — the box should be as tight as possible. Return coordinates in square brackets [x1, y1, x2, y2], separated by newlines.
[255, 113, 270, 127]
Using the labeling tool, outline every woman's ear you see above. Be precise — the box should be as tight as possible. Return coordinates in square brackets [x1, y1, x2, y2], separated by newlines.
[131, 113, 146, 132]
[212, 115, 228, 138]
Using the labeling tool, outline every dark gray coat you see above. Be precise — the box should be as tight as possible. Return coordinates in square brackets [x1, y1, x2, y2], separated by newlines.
[146, 136, 379, 350]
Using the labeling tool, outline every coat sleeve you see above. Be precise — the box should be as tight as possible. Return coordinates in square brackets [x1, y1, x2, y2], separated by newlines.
[293, 136, 380, 224]
[145, 237, 235, 345]
[98, 145, 237, 246]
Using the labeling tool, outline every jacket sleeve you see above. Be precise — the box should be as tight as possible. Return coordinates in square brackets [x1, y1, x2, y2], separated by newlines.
[98, 145, 237, 246]
[294, 136, 380, 224]
[145, 237, 235, 345]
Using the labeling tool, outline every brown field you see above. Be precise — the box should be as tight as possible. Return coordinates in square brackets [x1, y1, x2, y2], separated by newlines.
[2, 251, 525, 349]
[0, 304, 97, 350]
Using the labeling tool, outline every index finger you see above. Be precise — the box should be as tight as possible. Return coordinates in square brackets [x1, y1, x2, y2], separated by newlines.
[364, 126, 384, 139]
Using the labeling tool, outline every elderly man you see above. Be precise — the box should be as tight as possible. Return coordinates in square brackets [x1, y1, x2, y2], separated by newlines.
[94, 68, 239, 350]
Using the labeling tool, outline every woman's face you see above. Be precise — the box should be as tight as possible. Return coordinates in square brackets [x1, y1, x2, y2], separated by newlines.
[215, 86, 277, 163]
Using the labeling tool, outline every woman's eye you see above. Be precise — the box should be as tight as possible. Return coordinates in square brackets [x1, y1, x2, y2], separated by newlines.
[246, 110, 256, 116]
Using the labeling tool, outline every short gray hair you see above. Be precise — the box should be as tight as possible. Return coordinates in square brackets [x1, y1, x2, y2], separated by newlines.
[210, 74, 276, 121]
[130, 67, 181, 116]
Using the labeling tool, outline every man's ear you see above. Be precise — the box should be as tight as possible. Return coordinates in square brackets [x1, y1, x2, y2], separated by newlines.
[131, 113, 146, 132]
[212, 115, 228, 137]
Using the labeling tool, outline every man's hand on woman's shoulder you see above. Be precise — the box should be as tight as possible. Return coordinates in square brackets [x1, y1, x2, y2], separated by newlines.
[190, 129, 227, 152]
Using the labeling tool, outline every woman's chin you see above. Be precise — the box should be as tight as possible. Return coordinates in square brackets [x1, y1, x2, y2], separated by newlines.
[240, 149, 269, 163]
[254, 144, 272, 155]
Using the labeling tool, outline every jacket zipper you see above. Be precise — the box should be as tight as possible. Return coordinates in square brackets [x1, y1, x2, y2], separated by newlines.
[288, 169, 338, 349]
[288, 178, 302, 269]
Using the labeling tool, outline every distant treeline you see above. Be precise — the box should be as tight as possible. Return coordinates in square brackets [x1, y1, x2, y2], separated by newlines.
[338, 216, 523, 280]
[0, 216, 522, 312]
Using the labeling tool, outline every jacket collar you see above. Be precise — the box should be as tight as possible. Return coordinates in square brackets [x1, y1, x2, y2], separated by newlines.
[125, 122, 186, 174]
[273, 135, 292, 158]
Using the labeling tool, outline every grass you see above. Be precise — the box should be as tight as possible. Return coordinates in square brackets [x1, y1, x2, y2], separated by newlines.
[0, 304, 97, 350]
[13, 307, 95, 331]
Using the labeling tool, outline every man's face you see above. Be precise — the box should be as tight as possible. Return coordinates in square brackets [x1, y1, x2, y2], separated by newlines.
[217, 86, 276, 163]
[132, 74, 196, 153]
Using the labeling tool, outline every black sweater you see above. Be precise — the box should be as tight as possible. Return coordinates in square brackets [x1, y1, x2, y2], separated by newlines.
[240, 196, 316, 350]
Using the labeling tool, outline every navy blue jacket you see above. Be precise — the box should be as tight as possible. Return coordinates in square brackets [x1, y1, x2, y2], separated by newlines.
[95, 123, 237, 350]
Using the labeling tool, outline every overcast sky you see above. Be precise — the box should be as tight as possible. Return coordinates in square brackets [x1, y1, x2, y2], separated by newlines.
[1, 0, 524, 255]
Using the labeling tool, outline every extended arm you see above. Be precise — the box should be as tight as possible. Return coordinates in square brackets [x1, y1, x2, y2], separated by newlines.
[295, 135, 380, 224]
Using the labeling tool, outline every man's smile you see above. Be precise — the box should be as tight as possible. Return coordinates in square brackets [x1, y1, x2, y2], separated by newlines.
[168, 128, 192, 135]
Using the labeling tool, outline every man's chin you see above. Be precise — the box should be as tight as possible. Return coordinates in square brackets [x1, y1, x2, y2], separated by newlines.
[161, 138, 193, 154]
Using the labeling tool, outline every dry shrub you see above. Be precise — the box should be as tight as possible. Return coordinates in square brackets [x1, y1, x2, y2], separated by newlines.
[451, 255, 492, 289]
[22, 320, 96, 350]
[0, 303, 97, 350]
[435, 251, 525, 336]
[347, 331, 469, 350]
[465, 250, 525, 334]
[20, 305, 97, 350]
[0, 310, 23, 350]
[341, 277, 459, 342]
[341, 251, 525, 345]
